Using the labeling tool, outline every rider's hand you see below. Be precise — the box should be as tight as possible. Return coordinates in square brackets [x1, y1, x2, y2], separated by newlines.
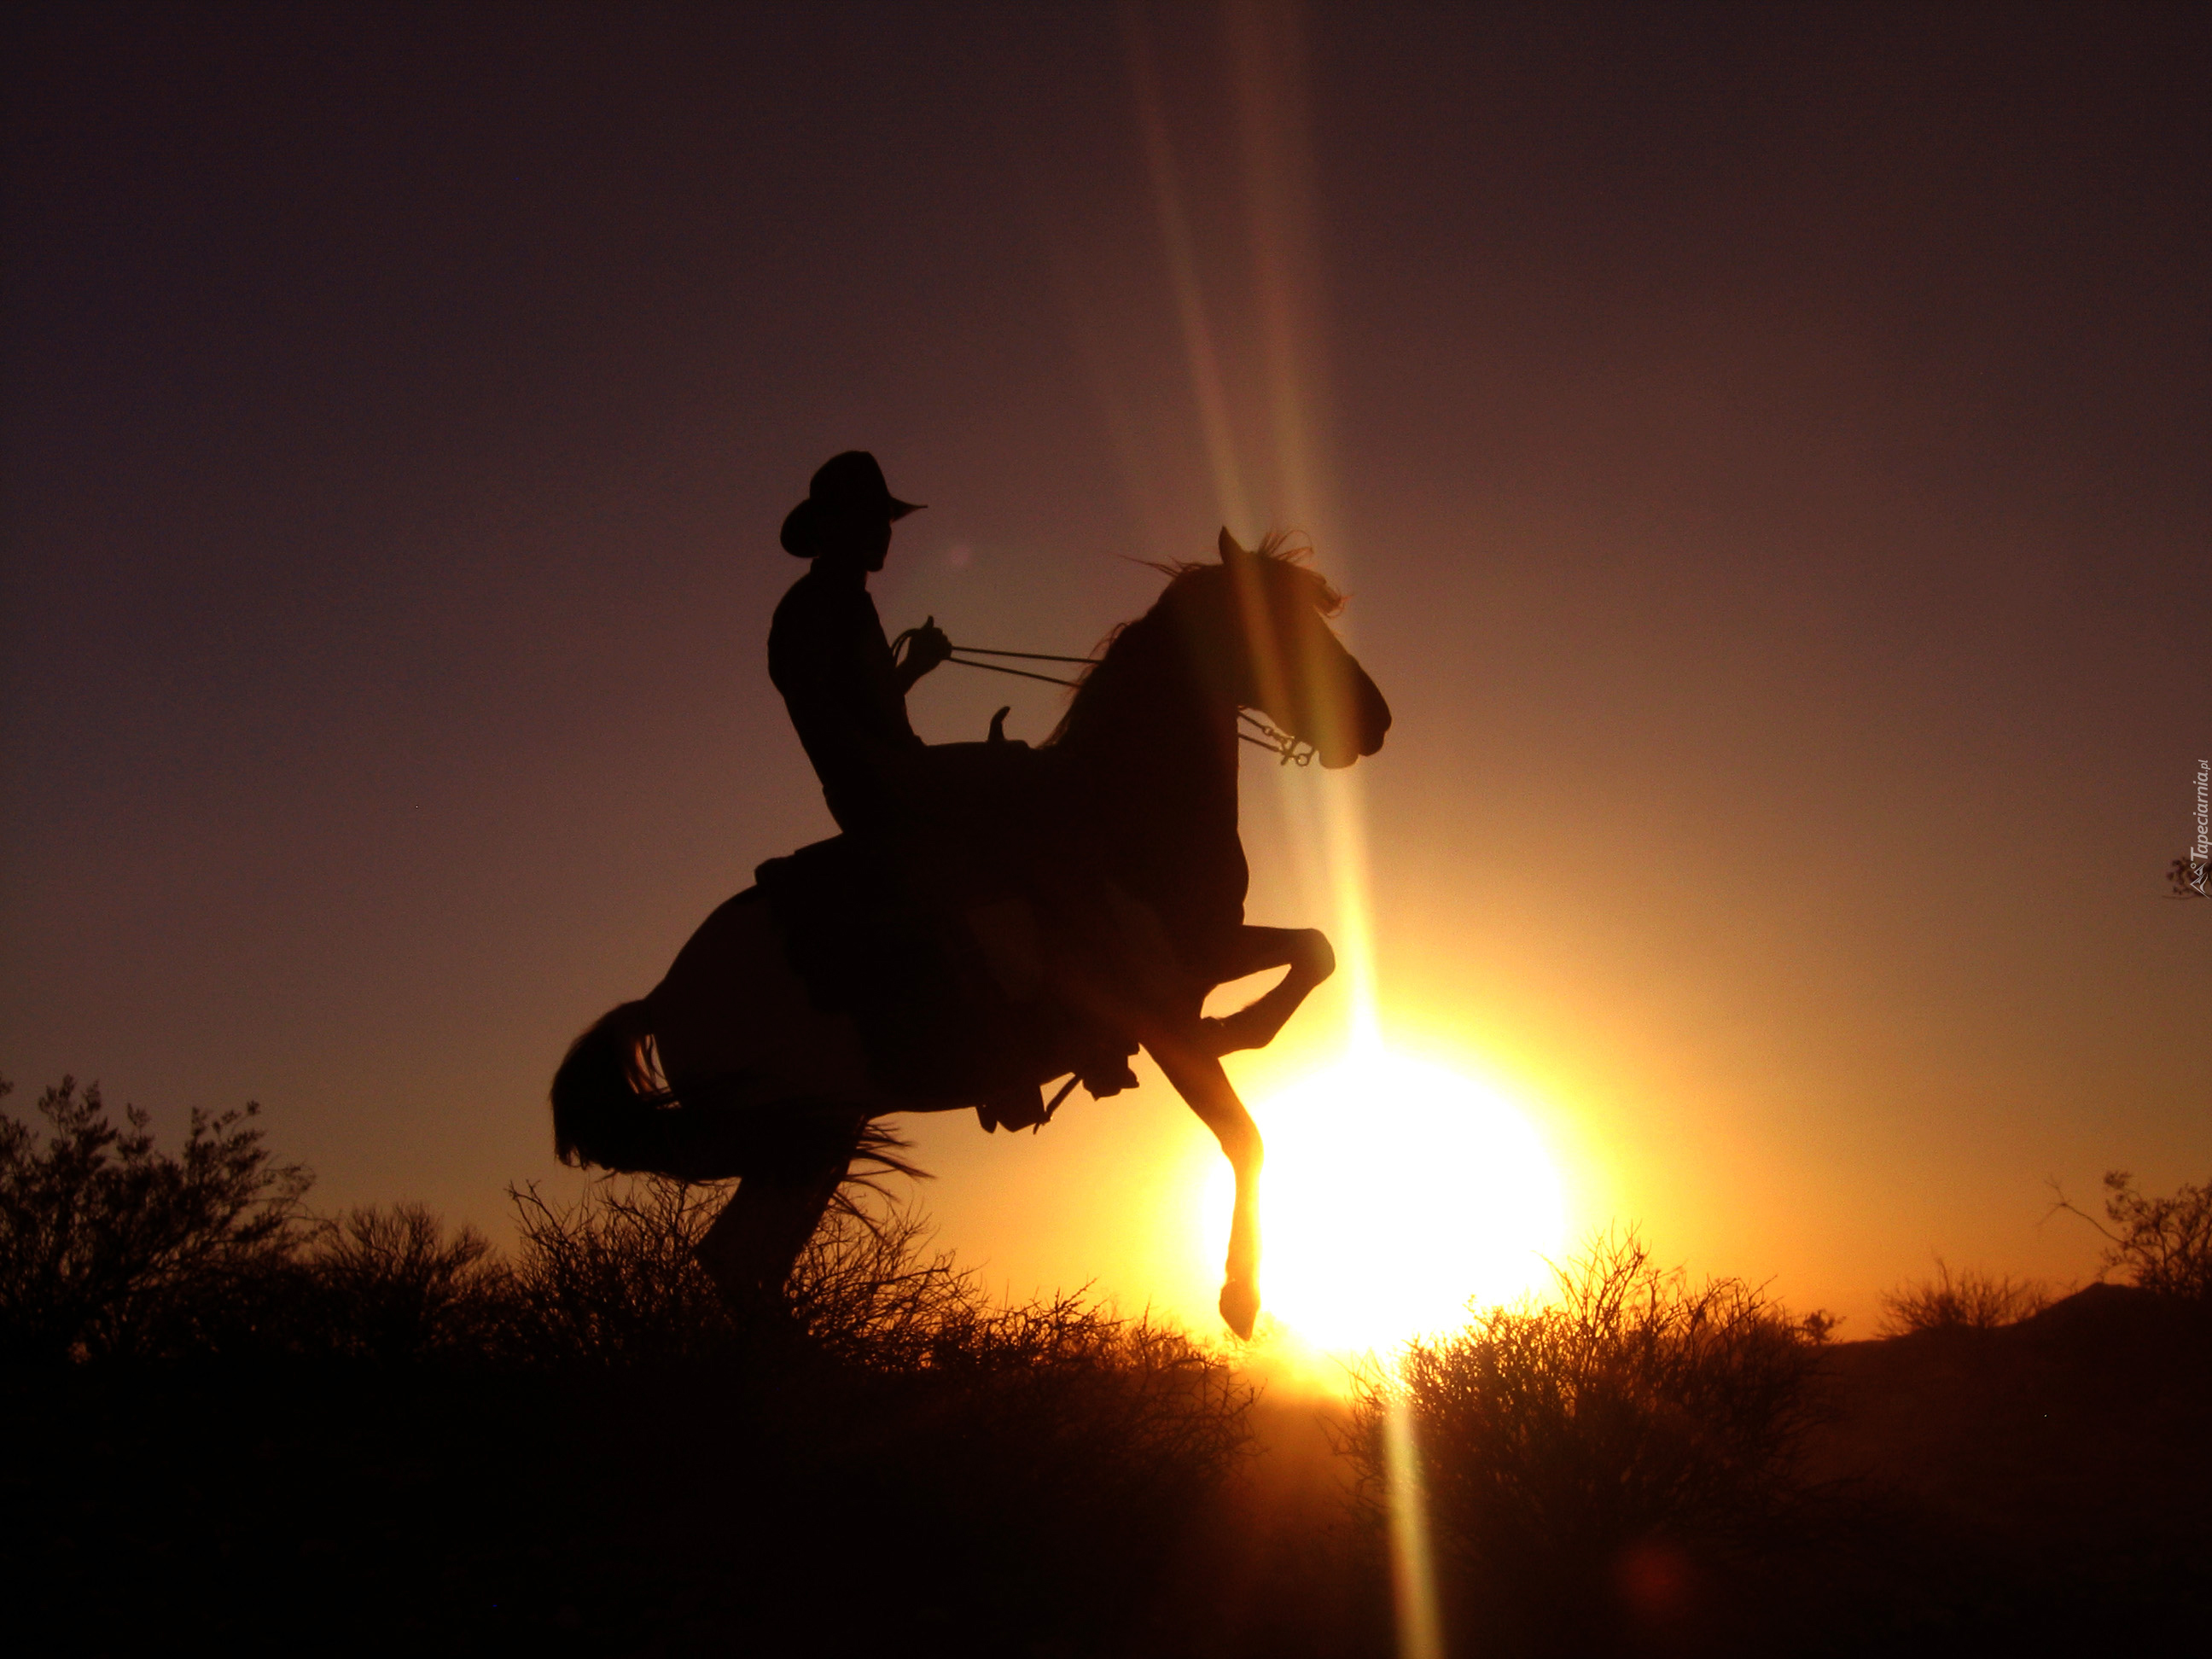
[903, 617, 953, 677]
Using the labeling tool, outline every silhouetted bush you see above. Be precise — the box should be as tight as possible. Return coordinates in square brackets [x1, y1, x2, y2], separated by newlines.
[876, 1279, 1255, 1517]
[503, 1174, 736, 1365]
[786, 1198, 982, 1361]
[498, 1173, 990, 1367]
[293, 1202, 509, 1362]
[0, 1074, 311, 1362]
[3, 1074, 1259, 1649]
[1877, 1258, 2053, 1334]
[498, 1172, 987, 1364]
[501, 1170, 1251, 1495]
[2055, 1169, 2212, 1300]
[1349, 1231, 1837, 1655]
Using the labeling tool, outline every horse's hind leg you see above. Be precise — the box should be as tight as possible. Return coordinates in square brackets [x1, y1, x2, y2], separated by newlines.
[696, 1160, 848, 1313]
[694, 1109, 865, 1314]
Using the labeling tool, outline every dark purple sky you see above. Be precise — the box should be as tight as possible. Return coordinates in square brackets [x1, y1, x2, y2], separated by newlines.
[5, 3, 2205, 1325]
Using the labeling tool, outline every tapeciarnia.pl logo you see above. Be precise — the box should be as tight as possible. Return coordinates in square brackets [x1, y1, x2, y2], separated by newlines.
[2174, 758, 2209, 899]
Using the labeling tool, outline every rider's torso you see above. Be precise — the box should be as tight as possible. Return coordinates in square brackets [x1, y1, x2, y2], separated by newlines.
[767, 567, 923, 831]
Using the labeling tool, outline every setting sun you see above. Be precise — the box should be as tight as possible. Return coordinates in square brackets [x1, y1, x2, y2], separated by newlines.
[1208, 1045, 1569, 1354]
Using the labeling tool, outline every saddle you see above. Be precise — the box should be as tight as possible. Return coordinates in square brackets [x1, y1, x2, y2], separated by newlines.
[754, 754, 1140, 1131]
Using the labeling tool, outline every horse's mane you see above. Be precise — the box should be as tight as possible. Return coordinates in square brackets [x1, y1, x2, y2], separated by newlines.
[1135, 529, 1345, 614]
[1044, 532, 1344, 748]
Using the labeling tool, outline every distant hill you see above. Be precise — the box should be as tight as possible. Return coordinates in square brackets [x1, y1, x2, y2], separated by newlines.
[1804, 1283, 2210, 1644]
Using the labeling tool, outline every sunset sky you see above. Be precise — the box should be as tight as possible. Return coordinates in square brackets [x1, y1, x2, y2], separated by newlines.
[5, 2, 2204, 1342]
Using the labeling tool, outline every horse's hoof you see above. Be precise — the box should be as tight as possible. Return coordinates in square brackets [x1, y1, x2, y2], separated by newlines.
[1219, 1278, 1260, 1341]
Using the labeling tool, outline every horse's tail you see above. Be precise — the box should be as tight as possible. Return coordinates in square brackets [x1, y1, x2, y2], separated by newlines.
[550, 998, 672, 1171]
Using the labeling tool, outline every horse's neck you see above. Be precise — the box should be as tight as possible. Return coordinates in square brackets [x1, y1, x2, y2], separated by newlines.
[1057, 620, 1246, 962]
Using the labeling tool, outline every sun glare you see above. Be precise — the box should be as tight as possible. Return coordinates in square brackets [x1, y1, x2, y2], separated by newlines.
[1210, 1045, 1568, 1356]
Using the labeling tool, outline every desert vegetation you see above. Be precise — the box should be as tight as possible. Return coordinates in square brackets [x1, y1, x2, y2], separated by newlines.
[1871, 1168, 2212, 1338]
[0, 1075, 309, 1364]
[9, 1072, 2209, 1655]
[1342, 1206, 2212, 1656]
[1877, 1259, 2054, 1334]
[1348, 1232, 1839, 1656]
[2052, 1168, 2212, 1300]
[1, 1075, 1249, 1654]
[0, 1073, 1246, 1390]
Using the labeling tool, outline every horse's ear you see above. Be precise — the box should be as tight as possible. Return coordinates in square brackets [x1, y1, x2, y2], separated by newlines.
[1218, 527, 1249, 563]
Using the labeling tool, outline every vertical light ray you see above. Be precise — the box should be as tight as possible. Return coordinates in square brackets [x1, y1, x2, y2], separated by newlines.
[1224, 0, 1333, 545]
[1124, 20, 1435, 1644]
[1318, 767, 1381, 1041]
[1031, 216, 1190, 569]
[1222, 40, 1419, 1656]
[1220, 0, 1379, 1033]
[1121, 0, 1254, 536]
[1386, 1392, 1447, 1659]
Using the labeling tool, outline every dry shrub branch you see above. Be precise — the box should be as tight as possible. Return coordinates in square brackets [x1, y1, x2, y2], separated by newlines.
[2050, 1170, 2212, 1300]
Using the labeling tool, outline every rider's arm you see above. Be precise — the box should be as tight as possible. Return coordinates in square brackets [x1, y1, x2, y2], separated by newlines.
[893, 616, 952, 695]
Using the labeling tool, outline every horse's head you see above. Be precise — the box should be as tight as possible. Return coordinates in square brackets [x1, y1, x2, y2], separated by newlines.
[1176, 529, 1391, 769]
[1044, 529, 1388, 958]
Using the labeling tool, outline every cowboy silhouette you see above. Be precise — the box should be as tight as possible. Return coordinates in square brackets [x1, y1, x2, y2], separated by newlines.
[765, 451, 1071, 1124]
[770, 451, 952, 835]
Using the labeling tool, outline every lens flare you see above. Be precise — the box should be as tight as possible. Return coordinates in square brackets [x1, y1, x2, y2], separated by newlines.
[1383, 1393, 1446, 1659]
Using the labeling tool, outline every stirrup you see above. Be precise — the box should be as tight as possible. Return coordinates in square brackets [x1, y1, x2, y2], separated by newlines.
[1077, 1056, 1138, 1098]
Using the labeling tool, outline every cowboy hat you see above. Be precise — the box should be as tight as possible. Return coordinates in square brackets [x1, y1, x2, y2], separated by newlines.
[779, 451, 923, 556]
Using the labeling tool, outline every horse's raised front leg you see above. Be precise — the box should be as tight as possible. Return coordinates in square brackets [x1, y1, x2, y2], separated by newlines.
[1200, 926, 1336, 1057]
[1132, 1013, 1265, 1339]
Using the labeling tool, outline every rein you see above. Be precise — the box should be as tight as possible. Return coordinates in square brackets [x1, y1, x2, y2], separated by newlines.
[895, 633, 1316, 766]
[1237, 713, 1316, 767]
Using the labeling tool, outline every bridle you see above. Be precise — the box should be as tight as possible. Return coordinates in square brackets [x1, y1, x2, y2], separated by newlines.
[894, 635, 1318, 767]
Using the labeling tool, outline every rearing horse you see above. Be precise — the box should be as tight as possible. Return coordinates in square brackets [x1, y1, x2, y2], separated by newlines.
[550, 530, 1390, 1336]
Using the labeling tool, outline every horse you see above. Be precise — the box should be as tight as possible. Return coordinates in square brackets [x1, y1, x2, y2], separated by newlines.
[550, 528, 1391, 1337]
